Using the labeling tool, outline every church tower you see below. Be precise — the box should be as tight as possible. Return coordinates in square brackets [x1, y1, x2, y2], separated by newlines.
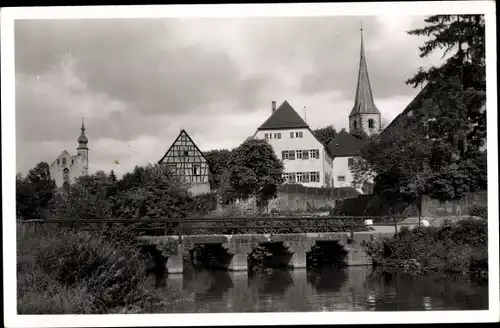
[77, 118, 89, 175]
[349, 24, 381, 137]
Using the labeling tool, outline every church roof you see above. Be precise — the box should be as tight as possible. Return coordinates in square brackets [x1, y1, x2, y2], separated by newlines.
[326, 129, 366, 157]
[349, 29, 380, 117]
[258, 100, 309, 130]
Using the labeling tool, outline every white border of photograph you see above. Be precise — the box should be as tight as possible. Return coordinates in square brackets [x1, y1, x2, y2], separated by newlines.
[2, 1, 498, 327]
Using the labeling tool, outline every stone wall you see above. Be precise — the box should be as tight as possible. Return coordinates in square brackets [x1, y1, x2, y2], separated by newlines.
[232, 184, 360, 213]
[420, 191, 487, 217]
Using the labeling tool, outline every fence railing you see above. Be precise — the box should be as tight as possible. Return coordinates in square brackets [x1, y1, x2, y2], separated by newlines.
[16, 216, 418, 238]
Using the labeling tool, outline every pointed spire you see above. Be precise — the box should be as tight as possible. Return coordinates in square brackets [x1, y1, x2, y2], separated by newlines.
[349, 24, 380, 117]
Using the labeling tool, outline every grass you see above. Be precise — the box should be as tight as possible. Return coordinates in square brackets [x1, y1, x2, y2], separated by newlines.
[17, 224, 193, 314]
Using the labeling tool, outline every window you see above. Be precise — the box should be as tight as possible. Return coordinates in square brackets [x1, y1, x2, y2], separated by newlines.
[310, 172, 320, 182]
[63, 168, 69, 183]
[290, 132, 295, 138]
[169, 164, 177, 174]
[309, 149, 319, 159]
[57, 159, 60, 165]
[283, 173, 289, 183]
[368, 119, 375, 129]
[192, 164, 201, 176]
[288, 151, 296, 160]
[295, 131, 303, 138]
[348, 158, 354, 167]
[303, 172, 310, 183]
[282, 150, 289, 160]
[274, 133, 281, 139]
[62, 158, 67, 165]
[302, 150, 309, 160]
[264, 133, 269, 139]
[71, 159, 74, 165]
[353, 120, 358, 129]
[183, 150, 189, 157]
[337, 175, 346, 182]
[296, 172, 303, 183]
[296, 150, 303, 159]
[289, 173, 296, 183]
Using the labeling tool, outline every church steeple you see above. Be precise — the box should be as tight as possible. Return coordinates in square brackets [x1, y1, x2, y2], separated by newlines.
[349, 23, 380, 117]
[349, 24, 381, 137]
[77, 118, 88, 150]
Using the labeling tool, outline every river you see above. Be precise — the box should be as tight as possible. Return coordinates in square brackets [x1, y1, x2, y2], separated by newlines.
[156, 265, 488, 312]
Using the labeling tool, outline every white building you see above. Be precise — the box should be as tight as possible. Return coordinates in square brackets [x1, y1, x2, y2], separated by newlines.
[49, 120, 89, 188]
[254, 100, 334, 188]
[327, 27, 381, 192]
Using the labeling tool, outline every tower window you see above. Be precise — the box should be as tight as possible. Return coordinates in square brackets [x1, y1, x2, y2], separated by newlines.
[368, 119, 375, 129]
[353, 120, 358, 129]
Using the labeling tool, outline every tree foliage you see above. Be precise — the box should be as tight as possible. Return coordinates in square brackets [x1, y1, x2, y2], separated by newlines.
[16, 162, 56, 220]
[225, 137, 285, 209]
[313, 125, 337, 147]
[204, 149, 232, 191]
[353, 15, 487, 202]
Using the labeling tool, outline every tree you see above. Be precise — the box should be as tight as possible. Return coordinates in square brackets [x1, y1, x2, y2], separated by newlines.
[313, 125, 337, 147]
[204, 149, 232, 190]
[16, 162, 56, 220]
[227, 137, 285, 210]
[406, 15, 486, 155]
[353, 15, 487, 202]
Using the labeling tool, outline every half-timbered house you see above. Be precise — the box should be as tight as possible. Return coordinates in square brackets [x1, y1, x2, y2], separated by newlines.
[158, 129, 210, 196]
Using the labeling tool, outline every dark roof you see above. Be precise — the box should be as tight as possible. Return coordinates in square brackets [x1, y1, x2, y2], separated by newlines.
[258, 100, 309, 130]
[349, 31, 380, 117]
[326, 129, 366, 157]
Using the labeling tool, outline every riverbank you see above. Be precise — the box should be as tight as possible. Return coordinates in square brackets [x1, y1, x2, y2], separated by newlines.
[363, 218, 488, 276]
[16, 225, 194, 314]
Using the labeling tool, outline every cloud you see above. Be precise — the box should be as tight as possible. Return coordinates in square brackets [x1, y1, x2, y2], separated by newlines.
[15, 15, 443, 176]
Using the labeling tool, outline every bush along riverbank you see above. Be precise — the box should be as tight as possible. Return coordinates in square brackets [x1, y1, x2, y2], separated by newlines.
[363, 218, 488, 277]
[17, 225, 194, 314]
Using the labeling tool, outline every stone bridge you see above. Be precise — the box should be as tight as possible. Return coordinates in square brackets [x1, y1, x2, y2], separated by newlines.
[138, 231, 393, 273]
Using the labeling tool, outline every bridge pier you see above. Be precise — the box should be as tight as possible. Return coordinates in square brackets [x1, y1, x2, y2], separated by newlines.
[284, 241, 315, 269]
[223, 243, 253, 271]
[157, 242, 184, 274]
[343, 234, 373, 266]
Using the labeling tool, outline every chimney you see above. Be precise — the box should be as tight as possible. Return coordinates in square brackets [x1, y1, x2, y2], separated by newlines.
[272, 101, 277, 113]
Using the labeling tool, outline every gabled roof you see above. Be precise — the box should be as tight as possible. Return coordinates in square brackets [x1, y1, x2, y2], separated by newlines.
[349, 29, 380, 117]
[258, 100, 309, 130]
[158, 129, 208, 164]
[326, 129, 366, 157]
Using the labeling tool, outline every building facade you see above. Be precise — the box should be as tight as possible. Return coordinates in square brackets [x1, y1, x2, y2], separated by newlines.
[158, 129, 211, 196]
[254, 100, 334, 188]
[49, 121, 89, 188]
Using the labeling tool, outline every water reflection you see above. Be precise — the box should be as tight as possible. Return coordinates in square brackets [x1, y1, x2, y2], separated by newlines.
[160, 264, 488, 313]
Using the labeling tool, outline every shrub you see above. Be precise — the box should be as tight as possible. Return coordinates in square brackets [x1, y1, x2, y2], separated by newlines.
[469, 204, 487, 219]
[365, 221, 488, 274]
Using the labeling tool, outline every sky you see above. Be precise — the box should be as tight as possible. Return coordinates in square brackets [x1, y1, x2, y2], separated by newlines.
[15, 15, 446, 177]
